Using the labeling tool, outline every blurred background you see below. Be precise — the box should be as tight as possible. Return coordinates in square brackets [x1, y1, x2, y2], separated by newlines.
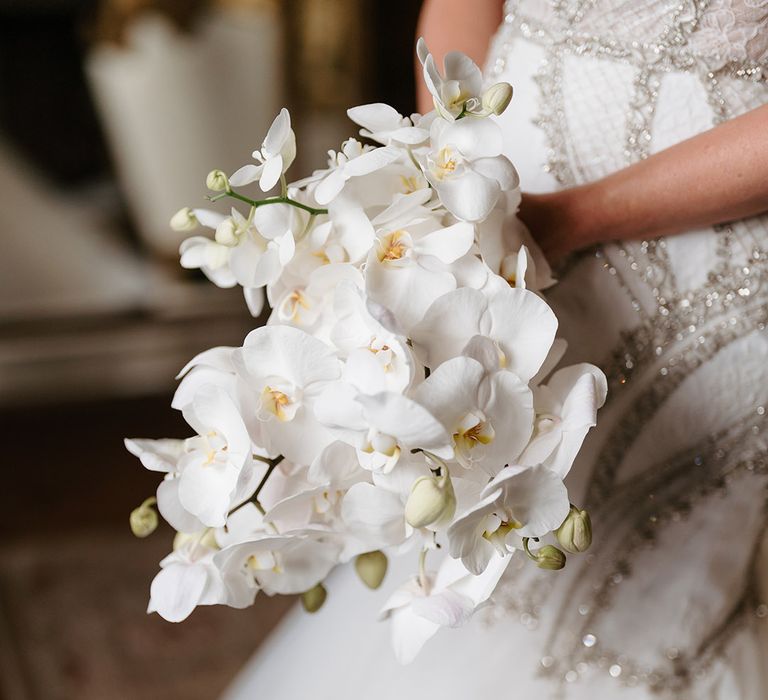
[0, 1, 421, 697]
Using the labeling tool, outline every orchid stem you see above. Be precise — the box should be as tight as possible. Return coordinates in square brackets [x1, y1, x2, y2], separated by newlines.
[418, 548, 429, 591]
[209, 188, 328, 216]
[522, 537, 538, 562]
[228, 455, 284, 517]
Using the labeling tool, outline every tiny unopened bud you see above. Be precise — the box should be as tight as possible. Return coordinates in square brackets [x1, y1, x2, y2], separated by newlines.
[355, 551, 388, 589]
[404, 473, 456, 529]
[535, 544, 567, 570]
[481, 82, 514, 116]
[206, 169, 229, 192]
[301, 583, 327, 613]
[215, 218, 239, 246]
[556, 505, 592, 553]
[130, 497, 158, 537]
[170, 207, 198, 231]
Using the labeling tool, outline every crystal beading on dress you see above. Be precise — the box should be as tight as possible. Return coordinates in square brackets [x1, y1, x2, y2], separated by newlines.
[485, 1, 768, 696]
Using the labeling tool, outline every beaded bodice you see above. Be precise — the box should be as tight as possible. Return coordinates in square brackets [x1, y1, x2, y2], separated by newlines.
[485, 2, 768, 697]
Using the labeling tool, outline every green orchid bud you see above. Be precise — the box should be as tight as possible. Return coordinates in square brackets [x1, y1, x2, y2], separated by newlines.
[556, 505, 592, 553]
[301, 583, 327, 613]
[481, 82, 514, 116]
[535, 544, 567, 570]
[355, 550, 388, 589]
[170, 207, 198, 231]
[206, 169, 229, 192]
[129, 497, 158, 538]
[404, 473, 456, 529]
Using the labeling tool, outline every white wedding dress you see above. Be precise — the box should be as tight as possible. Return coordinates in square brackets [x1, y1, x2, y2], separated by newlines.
[224, 2, 768, 698]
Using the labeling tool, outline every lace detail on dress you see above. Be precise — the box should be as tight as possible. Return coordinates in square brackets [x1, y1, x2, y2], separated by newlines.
[487, 2, 768, 697]
[691, 0, 768, 69]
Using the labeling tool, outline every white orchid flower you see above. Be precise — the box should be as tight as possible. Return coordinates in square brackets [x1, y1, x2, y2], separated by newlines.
[214, 529, 342, 596]
[148, 535, 254, 623]
[269, 264, 364, 345]
[234, 325, 341, 465]
[447, 464, 570, 575]
[380, 551, 510, 664]
[179, 205, 298, 317]
[125, 387, 262, 533]
[477, 204, 556, 291]
[423, 117, 519, 223]
[365, 207, 475, 332]
[125, 437, 205, 534]
[229, 108, 297, 192]
[263, 442, 364, 533]
[315, 380, 452, 474]
[410, 284, 558, 381]
[412, 356, 534, 475]
[520, 363, 607, 477]
[330, 280, 415, 393]
[347, 103, 429, 145]
[308, 138, 402, 205]
[176, 384, 258, 527]
[179, 209, 236, 287]
[341, 454, 430, 550]
[416, 38, 485, 121]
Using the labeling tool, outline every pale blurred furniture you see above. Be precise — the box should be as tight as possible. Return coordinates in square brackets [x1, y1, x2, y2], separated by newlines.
[0, 138, 254, 406]
[85, 3, 283, 257]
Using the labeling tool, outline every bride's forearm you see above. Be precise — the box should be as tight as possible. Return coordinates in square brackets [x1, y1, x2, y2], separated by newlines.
[415, 0, 504, 114]
[525, 104, 768, 258]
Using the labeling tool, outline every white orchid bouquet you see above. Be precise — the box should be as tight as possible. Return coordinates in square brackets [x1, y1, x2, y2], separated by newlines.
[126, 39, 606, 663]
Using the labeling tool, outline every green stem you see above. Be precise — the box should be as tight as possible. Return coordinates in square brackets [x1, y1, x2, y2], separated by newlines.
[522, 537, 538, 562]
[418, 547, 429, 591]
[252, 456, 283, 506]
[228, 455, 284, 518]
[210, 188, 328, 216]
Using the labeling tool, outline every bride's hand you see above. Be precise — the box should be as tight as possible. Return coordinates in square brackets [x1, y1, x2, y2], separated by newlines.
[517, 191, 584, 265]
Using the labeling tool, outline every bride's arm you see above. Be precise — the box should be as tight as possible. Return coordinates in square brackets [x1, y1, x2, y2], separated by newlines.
[416, 0, 504, 113]
[519, 104, 768, 260]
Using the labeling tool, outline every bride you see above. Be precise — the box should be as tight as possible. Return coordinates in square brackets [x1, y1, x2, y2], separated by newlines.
[224, 1, 768, 698]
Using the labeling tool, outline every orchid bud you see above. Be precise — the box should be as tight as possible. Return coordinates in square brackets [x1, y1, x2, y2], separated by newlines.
[206, 169, 229, 192]
[481, 82, 513, 116]
[170, 207, 198, 231]
[404, 474, 456, 529]
[355, 551, 388, 590]
[129, 497, 158, 538]
[301, 583, 327, 613]
[215, 218, 239, 246]
[535, 544, 567, 570]
[556, 505, 592, 553]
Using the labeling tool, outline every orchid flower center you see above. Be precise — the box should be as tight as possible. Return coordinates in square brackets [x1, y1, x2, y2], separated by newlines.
[247, 551, 280, 574]
[185, 430, 229, 468]
[377, 230, 412, 263]
[368, 340, 394, 372]
[313, 488, 344, 515]
[429, 146, 464, 181]
[482, 514, 523, 554]
[453, 412, 496, 463]
[278, 289, 311, 322]
[260, 383, 299, 422]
